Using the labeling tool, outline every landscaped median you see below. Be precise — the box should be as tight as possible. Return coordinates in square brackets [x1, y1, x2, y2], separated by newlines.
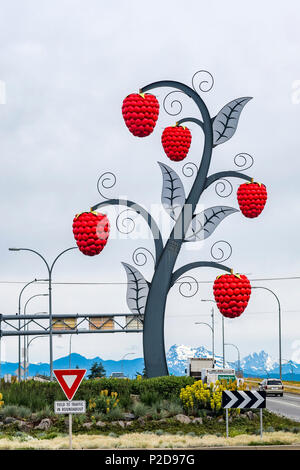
[0, 376, 299, 448]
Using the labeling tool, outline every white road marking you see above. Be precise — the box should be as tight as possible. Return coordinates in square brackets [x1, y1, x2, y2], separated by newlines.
[267, 398, 300, 408]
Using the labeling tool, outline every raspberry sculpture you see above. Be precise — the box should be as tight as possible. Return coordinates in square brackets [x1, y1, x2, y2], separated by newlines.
[237, 181, 267, 218]
[73, 211, 110, 256]
[213, 272, 251, 318]
[161, 125, 192, 162]
[122, 93, 159, 137]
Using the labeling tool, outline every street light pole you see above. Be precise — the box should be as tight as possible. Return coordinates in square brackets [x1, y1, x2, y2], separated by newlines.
[121, 353, 135, 377]
[225, 343, 241, 375]
[16, 279, 45, 381]
[9, 247, 77, 380]
[27, 336, 47, 377]
[201, 299, 222, 366]
[69, 334, 73, 369]
[252, 286, 282, 380]
[222, 316, 225, 368]
[23, 294, 48, 378]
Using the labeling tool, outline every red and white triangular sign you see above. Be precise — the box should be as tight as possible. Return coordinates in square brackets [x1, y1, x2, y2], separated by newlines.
[53, 369, 86, 401]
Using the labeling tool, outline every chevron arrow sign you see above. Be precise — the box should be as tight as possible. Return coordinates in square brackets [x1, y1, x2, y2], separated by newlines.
[222, 390, 266, 409]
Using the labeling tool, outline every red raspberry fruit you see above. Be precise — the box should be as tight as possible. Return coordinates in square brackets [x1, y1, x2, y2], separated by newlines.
[213, 273, 251, 318]
[72, 211, 110, 256]
[161, 125, 192, 162]
[237, 182, 267, 218]
[122, 93, 159, 137]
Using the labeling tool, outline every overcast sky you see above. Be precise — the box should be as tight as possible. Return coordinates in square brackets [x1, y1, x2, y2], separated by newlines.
[0, 0, 300, 368]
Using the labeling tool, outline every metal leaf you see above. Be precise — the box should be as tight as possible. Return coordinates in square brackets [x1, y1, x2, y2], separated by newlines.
[122, 262, 149, 315]
[158, 162, 186, 220]
[212, 97, 252, 146]
[185, 206, 238, 242]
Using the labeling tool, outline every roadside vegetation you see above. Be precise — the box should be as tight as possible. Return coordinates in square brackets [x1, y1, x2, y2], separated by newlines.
[0, 376, 299, 445]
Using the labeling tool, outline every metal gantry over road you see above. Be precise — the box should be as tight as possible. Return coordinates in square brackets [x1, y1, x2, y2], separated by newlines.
[0, 312, 143, 380]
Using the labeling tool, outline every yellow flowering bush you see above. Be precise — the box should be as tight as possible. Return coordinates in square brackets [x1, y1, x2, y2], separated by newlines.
[180, 379, 247, 415]
[88, 389, 119, 414]
[0, 393, 4, 408]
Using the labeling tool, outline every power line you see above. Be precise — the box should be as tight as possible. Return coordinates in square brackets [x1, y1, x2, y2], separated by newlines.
[0, 275, 300, 285]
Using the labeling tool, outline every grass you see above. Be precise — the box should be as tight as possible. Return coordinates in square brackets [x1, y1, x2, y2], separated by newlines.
[0, 431, 299, 449]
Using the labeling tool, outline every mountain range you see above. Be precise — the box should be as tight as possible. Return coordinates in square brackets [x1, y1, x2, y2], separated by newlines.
[1, 344, 299, 380]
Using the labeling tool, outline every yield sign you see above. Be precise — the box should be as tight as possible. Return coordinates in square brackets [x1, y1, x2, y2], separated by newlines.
[54, 369, 86, 401]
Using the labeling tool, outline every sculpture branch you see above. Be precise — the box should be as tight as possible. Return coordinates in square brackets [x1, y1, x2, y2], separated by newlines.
[176, 117, 204, 130]
[91, 198, 163, 265]
[205, 171, 252, 190]
[171, 261, 232, 287]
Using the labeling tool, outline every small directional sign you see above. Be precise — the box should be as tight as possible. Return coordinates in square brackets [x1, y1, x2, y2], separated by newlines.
[222, 390, 266, 409]
[53, 369, 86, 401]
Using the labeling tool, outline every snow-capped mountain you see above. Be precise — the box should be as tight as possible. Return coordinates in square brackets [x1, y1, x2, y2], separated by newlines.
[1, 345, 299, 380]
[237, 350, 278, 374]
[166, 344, 229, 376]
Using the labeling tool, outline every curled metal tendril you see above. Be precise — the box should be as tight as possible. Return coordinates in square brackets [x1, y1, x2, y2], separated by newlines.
[132, 247, 155, 267]
[116, 209, 137, 235]
[163, 90, 184, 116]
[210, 240, 232, 263]
[192, 70, 214, 93]
[215, 179, 233, 198]
[233, 153, 254, 172]
[182, 162, 198, 178]
[97, 172, 117, 200]
[177, 275, 199, 298]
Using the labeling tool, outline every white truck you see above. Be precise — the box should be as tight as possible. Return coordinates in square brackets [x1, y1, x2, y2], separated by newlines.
[186, 357, 215, 379]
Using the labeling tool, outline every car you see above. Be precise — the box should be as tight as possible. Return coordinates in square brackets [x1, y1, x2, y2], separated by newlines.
[258, 378, 284, 396]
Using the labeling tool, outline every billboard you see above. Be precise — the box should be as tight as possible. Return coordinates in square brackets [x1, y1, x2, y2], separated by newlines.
[52, 318, 77, 330]
[125, 315, 143, 331]
[89, 316, 114, 331]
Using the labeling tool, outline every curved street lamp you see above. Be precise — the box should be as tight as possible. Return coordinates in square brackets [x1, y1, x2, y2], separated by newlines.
[195, 321, 215, 366]
[201, 298, 226, 367]
[224, 343, 241, 376]
[23, 294, 48, 376]
[16, 278, 48, 381]
[121, 353, 135, 377]
[252, 286, 282, 380]
[9, 246, 78, 380]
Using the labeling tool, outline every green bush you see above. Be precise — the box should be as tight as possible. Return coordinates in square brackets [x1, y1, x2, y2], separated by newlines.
[0, 376, 194, 412]
[131, 402, 148, 417]
[0, 405, 31, 419]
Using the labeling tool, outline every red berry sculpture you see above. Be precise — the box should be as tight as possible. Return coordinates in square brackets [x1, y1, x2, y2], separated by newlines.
[213, 272, 251, 318]
[122, 93, 159, 137]
[161, 125, 192, 162]
[73, 211, 110, 256]
[237, 181, 267, 218]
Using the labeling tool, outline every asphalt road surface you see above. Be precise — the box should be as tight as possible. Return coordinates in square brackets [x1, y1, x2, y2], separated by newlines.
[266, 393, 300, 422]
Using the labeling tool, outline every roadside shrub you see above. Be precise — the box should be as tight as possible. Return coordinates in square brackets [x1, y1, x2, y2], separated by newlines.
[131, 402, 148, 417]
[1, 405, 20, 418]
[140, 390, 161, 406]
[88, 389, 119, 414]
[0, 393, 4, 408]
[180, 379, 246, 415]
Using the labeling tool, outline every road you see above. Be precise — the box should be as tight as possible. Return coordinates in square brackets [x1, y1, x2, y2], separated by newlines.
[266, 393, 300, 422]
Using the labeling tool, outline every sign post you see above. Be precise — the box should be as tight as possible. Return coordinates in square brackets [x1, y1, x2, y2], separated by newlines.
[222, 390, 266, 438]
[53, 369, 86, 449]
